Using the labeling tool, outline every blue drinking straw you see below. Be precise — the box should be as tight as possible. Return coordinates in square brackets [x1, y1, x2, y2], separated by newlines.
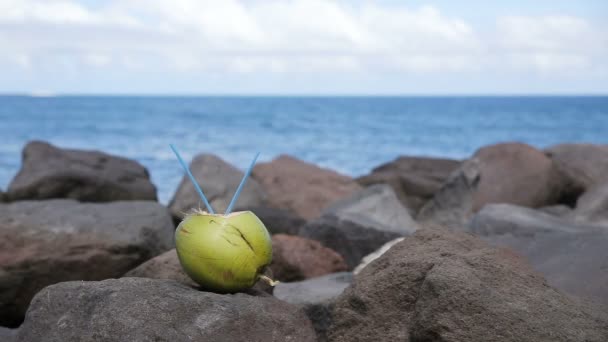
[169, 144, 215, 214]
[225, 152, 260, 215]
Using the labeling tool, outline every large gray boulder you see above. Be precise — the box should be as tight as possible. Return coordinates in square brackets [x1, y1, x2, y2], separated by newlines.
[275, 272, 353, 342]
[7, 141, 157, 202]
[418, 142, 569, 227]
[357, 156, 461, 214]
[16, 278, 316, 342]
[0, 200, 174, 327]
[169, 154, 266, 218]
[323, 184, 418, 235]
[469, 203, 608, 308]
[297, 215, 408, 269]
[328, 228, 608, 342]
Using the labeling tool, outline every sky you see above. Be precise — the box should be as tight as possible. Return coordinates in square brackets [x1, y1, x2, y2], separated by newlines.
[0, 0, 607, 95]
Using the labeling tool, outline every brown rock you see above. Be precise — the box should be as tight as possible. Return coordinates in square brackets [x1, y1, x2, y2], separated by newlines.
[271, 234, 348, 282]
[328, 228, 608, 342]
[7, 141, 157, 202]
[169, 154, 266, 219]
[357, 156, 461, 214]
[252, 155, 361, 219]
[0, 200, 174, 327]
[545, 143, 608, 191]
[419, 142, 569, 227]
[125, 249, 197, 287]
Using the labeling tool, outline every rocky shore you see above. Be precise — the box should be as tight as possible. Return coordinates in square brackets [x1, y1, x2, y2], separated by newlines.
[1, 140, 607, 341]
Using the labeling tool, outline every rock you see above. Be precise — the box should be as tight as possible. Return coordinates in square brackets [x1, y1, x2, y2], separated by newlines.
[169, 154, 266, 219]
[416, 158, 480, 227]
[125, 249, 197, 287]
[0, 190, 6, 202]
[297, 215, 405, 269]
[252, 155, 361, 219]
[248, 206, 307, 235]
[275, 272, 353, 342]
[16, 278, 316, 342]
[0, 326, 17, 341]
[572, 182, 608, 225]
[357, 156, 461, 214]
[538, 204, 573, 217]
[6, 141, 157, 202]
[0, 200, 174, 327]
[324, 184, 418, 236]
[328, 228, 608, 342]
[271, 234, 348, 282]
[545, 143, 608, 191]
[469, 203, 608, 308]
[124, 248, 275, 295]
[353, 237, 404, 275]
[418, 142, 568, 227]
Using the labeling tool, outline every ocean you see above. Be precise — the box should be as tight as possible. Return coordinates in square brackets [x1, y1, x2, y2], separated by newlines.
[1, 96, 607, 203]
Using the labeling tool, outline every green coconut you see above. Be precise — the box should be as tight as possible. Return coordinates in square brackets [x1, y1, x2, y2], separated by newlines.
[175, 209, 276, 292]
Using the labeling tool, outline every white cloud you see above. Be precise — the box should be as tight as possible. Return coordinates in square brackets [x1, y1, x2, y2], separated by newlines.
[495, 14, 605, 72]
[0, 0, 606, 91]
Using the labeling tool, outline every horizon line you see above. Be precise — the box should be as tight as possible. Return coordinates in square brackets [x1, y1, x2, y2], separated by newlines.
[1, 92, 607, 98]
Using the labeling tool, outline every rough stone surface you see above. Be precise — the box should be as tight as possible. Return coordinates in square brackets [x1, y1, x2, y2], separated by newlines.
[169, 153, 266, 218]
[353, 237, 404, 275]
[125, 249, 197, 287]
[416, 158, 480, 227]
[418, 142, 568, 227]
[0, 326, 16, 341]
[252, 155, 362, 219]
[297, 215, 404, 269]
[328, 228, 608, 342]
[271, 234, 348, 282]
[323, 184, 418, 235]
[545, 143, 608, 191]
[572, 182, 608, 225]
[538, 204, 573, 217]
[0, 200, 174, 327]
[275, 272, 353, 342]
[16, 278, 316, 342]
[124, 248, 275, 295]
[357, 156, 461, 214]
[248, 206, 307, 235]
[469, 203, 608, 308]
[7, 141, 157, 202]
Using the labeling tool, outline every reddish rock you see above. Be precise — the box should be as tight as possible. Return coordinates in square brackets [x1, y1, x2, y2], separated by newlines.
[419, 142, 569, 226]
[0, 200, 174, 327]
[125, 249, 197, 287]
[252, 155, 361, 219]
[271, 234, 348, 282]
[169, 154, 266, 219]
[545, 143, 608, 191]
[357, 156, 461, 214]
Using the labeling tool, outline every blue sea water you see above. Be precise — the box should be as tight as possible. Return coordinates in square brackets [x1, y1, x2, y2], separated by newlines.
[1, 96, 607, 203]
